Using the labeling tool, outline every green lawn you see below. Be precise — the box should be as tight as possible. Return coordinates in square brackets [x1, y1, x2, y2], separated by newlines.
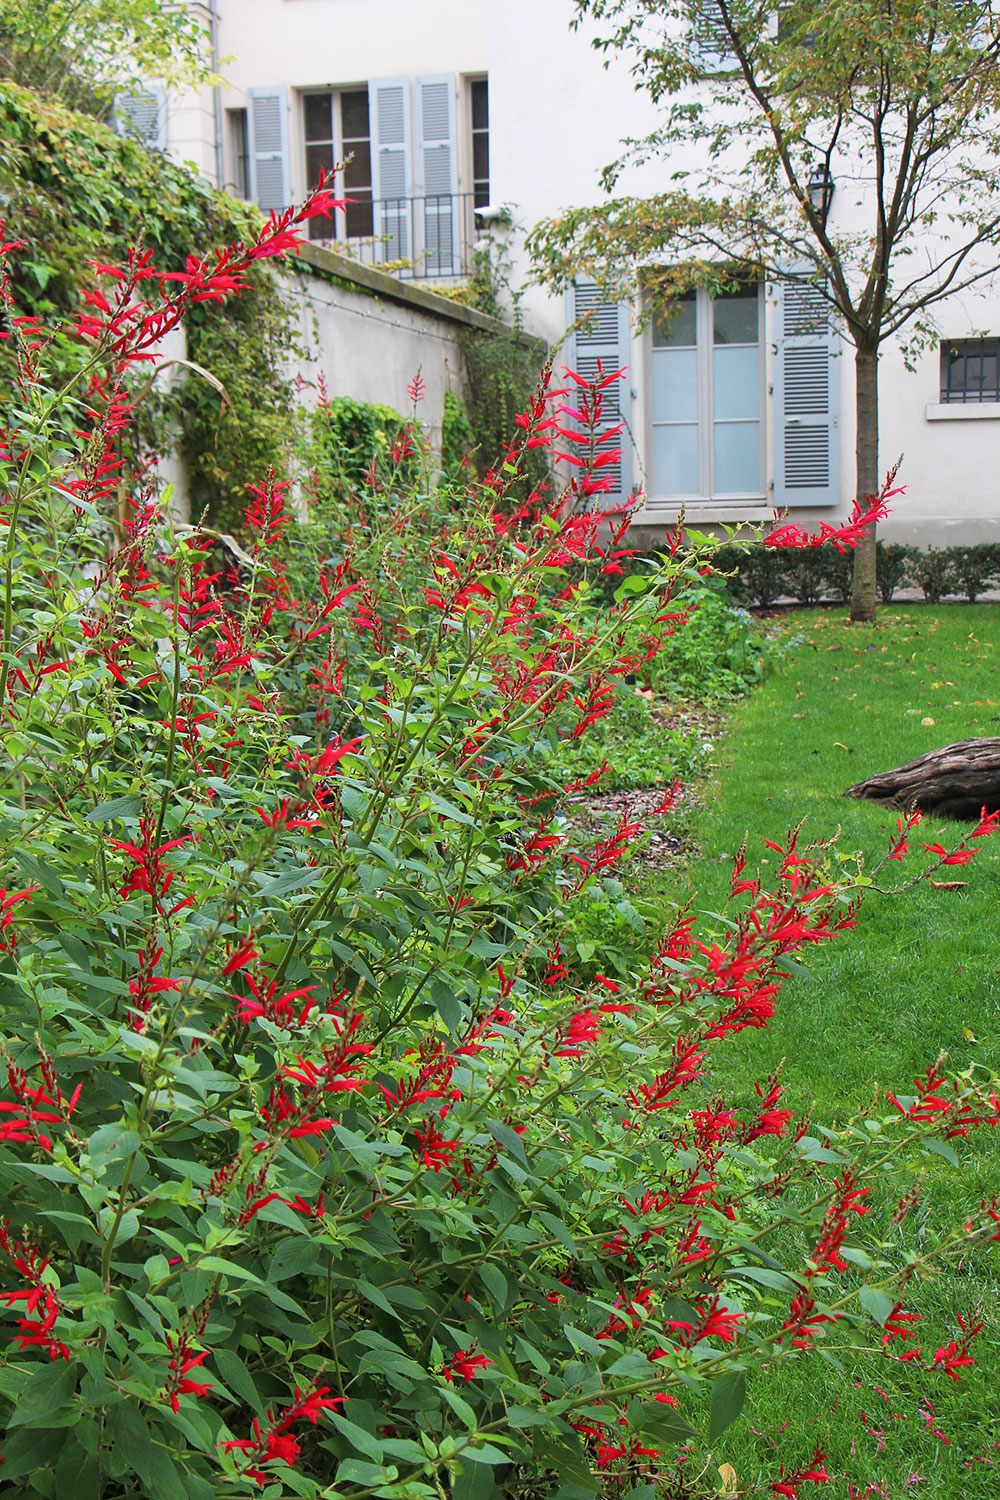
[643, 606, 1000, 1497]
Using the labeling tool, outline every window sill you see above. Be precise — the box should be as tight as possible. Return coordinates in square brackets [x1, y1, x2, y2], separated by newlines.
[925, 402, 1000, 421]
[635, 498, 773, 524]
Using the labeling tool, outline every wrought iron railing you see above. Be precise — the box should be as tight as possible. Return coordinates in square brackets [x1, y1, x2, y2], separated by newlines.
[310, 191, 487, 281]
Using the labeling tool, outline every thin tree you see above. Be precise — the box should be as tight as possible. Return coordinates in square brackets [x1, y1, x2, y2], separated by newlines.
[529, 0, 1000, 621]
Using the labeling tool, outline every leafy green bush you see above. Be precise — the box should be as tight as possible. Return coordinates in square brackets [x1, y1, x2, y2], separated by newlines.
[0, 204, 995, 1500]
[949, 541, 1000, 603]
[304, 393, 418, 507]
[440, 388, 476, 481]
[550, 679, 712, 790]
[647, 584, 786, 699]
[785, 548, 826, 604]
[876, 540, 912, 603]
[910, 544, 957, 603]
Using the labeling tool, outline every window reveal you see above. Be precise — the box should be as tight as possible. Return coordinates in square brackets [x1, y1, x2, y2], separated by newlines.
[651, 285, 762, 498]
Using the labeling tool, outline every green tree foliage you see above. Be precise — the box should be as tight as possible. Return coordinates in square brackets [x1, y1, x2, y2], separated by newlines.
[529, 0, 1000, 622]
[0, 79, 293, 531]
[0, 0, 213, 116]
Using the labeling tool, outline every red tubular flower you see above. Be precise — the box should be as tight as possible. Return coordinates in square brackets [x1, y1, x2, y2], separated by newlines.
[971, 806, 999, 837]
[771, 1450, 830, 1497]
[413, 1119, 459, 1172]
[443, 1344, 493, 1383]
[109, 819, 193, 910]
[0, 885, 37, 951]
[223, 1384, 343, 1486]
[554, 1009, 603, 1059]
[162, 1339, 213, 1413]
[881, 1302, 920, 1350]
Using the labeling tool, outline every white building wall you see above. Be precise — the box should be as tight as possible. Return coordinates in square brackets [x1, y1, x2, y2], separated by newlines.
[154, 0, 1000, 545]
[487, 0, 1000, 545]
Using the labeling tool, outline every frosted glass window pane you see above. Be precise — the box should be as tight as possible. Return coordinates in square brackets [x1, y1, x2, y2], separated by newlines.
[652, 295, 697, 347]
[652, 348, 698, 422]
[714, 421, 761, 493]
[713, 289, 758, 344]
[713, 345, 759, 420]
[653, 424, 699, 495]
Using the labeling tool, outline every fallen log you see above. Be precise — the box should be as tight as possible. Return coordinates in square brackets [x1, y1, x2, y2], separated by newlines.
[844, 737, 1000, 821]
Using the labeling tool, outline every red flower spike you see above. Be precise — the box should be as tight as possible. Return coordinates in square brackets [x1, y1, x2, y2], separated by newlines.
[443, 1344, 493, 1383]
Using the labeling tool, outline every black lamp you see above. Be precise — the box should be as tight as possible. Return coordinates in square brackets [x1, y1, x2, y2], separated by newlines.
[807, 166, 835, 220]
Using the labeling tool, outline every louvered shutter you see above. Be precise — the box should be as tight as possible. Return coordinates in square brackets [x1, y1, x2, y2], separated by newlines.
[114, 87, 166, 150]
[369, 77, 413, 265]
[564, 281, 633, 508]
[248, 87, 291, 214]
[415, 75, 458, 276]
[771, 276, 840, 506]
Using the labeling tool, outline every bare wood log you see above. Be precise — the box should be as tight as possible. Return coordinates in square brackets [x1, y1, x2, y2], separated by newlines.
[843, 738, 1000, 821]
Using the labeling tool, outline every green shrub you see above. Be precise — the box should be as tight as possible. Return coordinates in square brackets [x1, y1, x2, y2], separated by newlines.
[0, 199, 994, 1500]
[785, 548, 827, 604]
[949, 541, 1000, 603]
[440, 387, 476, 481]
[875, 541, 913, 603]
[305, 393, 418, 505]
[911, 544, 957, 603]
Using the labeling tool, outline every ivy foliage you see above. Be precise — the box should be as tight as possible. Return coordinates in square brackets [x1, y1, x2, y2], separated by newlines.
[455, 247, 550, 495]
[0, 79, 294, 531]
[304, 395, 417, 504]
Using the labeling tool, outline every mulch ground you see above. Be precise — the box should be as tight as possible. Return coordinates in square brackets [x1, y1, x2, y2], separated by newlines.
[567, 701, 726, 868]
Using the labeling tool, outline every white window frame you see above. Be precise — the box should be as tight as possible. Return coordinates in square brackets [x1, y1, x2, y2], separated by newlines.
[645, 283, 766, 506]
[298, 85, 373, 243]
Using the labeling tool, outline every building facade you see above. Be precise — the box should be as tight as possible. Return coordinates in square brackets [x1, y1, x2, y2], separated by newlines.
[127, 0, 1000, 547]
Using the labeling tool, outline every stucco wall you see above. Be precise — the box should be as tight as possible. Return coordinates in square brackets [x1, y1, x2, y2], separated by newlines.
[487, 0, 1000, 545]
[160, 246, 516, 519]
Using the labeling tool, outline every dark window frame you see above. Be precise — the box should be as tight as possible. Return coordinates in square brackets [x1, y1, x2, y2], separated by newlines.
[940, 336, 1000, 404]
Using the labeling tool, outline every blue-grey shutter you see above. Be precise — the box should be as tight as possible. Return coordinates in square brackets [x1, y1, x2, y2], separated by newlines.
[415, 74, 458, 275]
[248, 86, 291, 214]
[114, 87, 166, 150]
[369, 77, 413, 265]
[564, 281, 633, 507]
[771, 276, 840, 506]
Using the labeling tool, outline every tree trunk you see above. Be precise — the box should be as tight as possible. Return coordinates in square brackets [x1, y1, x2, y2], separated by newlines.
[844, 738, 1000, 820]
[849, 342, 879, 624]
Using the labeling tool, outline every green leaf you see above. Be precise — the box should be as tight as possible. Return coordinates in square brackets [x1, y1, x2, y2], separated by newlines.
[709, 1370, 746, 1444]
[479, 1261, 510, 1311]
[88, 1123, 140, 1167]
[85, 796, 141, 822]
[858, 1286, 896, 1327]
[923, 1137, 960, 1168]
[453, 1457, 500, 1500]
[55, 1442, 98, 1500]
[636, 1400, 698, 1445]
[331, 1413, 384, 1461]
[486, 1119, 528, 1167]
[214, 1348, 263, 1414]
[8, 1360, 77, 1428]
[461, 1441, 513, 1466]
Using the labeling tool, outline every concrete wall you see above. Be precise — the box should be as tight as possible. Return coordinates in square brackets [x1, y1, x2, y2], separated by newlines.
[156, 244, 511, 519]
[286, 243, 495, 448]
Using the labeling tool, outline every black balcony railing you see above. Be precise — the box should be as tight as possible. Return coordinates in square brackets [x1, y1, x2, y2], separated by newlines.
[310, 191, 487, 280]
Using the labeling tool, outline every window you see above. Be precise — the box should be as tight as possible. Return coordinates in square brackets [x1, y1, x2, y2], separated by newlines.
[303, 89, 374, 241]
[650, 285, 763, 499]
[228, 108, 250, 199]
[940, 337, 1000, 403]
[470, 78, 489, 209]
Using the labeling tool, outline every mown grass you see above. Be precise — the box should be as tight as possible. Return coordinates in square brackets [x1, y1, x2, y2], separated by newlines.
[638, 605, 1000, 1497]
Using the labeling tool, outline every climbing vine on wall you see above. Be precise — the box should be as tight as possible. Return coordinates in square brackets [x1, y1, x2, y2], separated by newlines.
[0, 78, 293, 531]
